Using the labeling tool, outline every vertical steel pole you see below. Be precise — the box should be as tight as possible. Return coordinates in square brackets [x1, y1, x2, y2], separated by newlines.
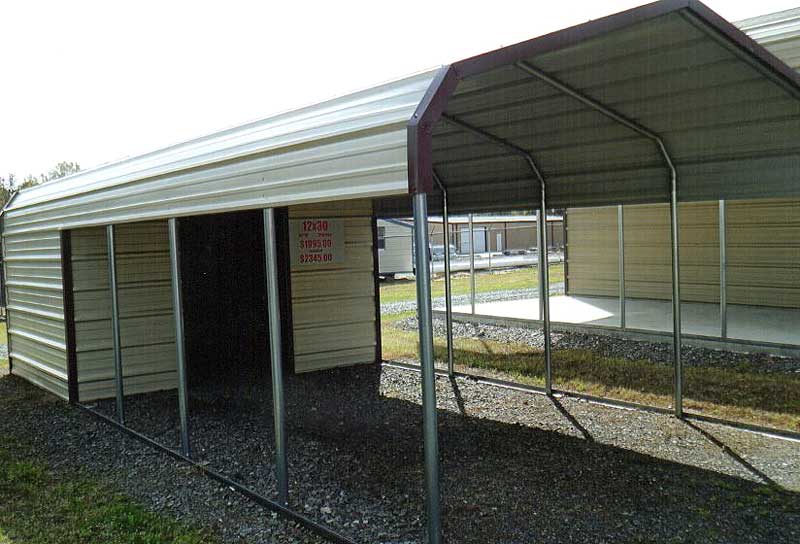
[263, 209, 289, 505]
[412, 193, 442, 544]
[719, 200, 727, 339]
[168, 218, 192, 457]
[537, 211, 544, 320]
[106, 225, 125, 425]
[468, 213, 475, 314]
[669, 181, 683, 418]
[538, 205, 553, 395]
[617, 205, 626, 330]
[263, 209, 289, 504]
[440, 190, 455, 375]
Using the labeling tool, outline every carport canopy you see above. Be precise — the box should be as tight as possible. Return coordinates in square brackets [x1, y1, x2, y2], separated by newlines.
[377, 0, 800, 217]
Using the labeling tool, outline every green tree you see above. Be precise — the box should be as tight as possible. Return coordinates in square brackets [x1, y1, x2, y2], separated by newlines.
[46, 161, 81, 181]
[0, 161, 80, 209]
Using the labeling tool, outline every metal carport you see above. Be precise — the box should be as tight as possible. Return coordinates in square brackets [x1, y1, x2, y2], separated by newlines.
[391, 1, 800, 541]
[3, 1, 799, 542]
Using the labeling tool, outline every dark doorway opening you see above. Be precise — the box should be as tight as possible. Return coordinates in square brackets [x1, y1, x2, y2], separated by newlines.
[179, 210, 269, 385]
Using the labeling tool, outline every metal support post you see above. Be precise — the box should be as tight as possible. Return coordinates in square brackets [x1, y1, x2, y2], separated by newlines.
[263, 209, 289, 505]
[618, 205, 626, 329]
[168, 218, 192, 457]
[669, 184, 683, 418]
[537, 211, 544, 320]
[106, 225, 125, 424]
[513, 60, 680, 414]
[441, 111, 552, 395]
[412, 192, 442, 544]
[432, 171, 455, 375]
[719, 200, 727, 339]
[468, 213, 476, 315]
[538, 207, 553, 395]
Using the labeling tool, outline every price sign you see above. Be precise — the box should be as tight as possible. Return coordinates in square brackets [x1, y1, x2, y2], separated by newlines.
[289, 218, 345, 266]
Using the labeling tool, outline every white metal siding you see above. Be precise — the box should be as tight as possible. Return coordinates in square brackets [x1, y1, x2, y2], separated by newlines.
[738, 8, 800, 71]
[70, 221, 177, 401]
[290, 199, 377, 373]
[4, 228, 68, 398]
[377, 220, 413, 275]
[3, 71, 436, 236]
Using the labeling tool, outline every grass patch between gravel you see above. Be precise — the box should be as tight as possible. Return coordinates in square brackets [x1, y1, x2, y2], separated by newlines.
[381, 312, 800, 432]
[380, 264, 564, 304]
[0, 444, 217, 544]
[0, 369, 217, 544]
[0, 321, 7, 372]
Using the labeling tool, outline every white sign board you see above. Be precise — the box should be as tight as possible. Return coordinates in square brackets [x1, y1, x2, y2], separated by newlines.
[289, 218, 345, 266]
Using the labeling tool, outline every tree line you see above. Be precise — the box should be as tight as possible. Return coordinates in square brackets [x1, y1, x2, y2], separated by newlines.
[0, 161, 81, 209]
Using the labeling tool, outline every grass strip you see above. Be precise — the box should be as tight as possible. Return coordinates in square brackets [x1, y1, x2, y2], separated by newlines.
[381, 313, 800, 431]
[380, 264, 564, 304]
[0, 440, 217, 544]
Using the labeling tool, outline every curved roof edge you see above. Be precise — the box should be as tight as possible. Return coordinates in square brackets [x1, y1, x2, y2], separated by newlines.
[10, 68, 440, 213]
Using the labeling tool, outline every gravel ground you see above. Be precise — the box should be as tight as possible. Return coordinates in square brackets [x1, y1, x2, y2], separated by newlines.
[381, 282, 565, 315]
[0, 364, 327, 544]
[3, 361, 799, 543]
[395, 316, 800, 374]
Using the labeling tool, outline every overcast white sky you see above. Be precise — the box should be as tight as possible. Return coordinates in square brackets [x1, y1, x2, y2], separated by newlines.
[1, 0, 797, 177]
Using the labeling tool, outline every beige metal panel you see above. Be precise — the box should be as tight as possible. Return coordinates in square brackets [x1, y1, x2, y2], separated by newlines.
[726, 198, 800, 308]
[70, 221, 178, 401]
[566, 207, 619, 297]
[3, 225, 68, 399]
[289, 199, 376, 373]
[621, 203, 719, 303]
[11, 359, 69, 399]
[79, 371, 177, 400]
[567, 199, 799, 308]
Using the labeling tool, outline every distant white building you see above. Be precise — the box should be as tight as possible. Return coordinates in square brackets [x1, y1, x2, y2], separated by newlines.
[377, 219, 414, 277]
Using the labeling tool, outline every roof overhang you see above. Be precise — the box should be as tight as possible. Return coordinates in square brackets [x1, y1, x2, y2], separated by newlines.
[405, 0, 800, 213]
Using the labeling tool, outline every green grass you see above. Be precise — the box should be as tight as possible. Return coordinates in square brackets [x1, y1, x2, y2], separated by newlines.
[0, 326, 217, 543]
[0, 321, 7, 372]
[380, 263, 565, 304]
[381, 312, 800, 431]
[0, 442, 216, 544]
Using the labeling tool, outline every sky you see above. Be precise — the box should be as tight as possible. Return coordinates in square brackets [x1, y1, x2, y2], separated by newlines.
[1, 0, 797, 177]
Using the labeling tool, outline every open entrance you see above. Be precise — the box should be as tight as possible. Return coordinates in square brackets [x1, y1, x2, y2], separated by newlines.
[179, 210, 269, 387]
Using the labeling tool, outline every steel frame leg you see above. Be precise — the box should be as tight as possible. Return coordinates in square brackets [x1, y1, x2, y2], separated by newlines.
[106, 225, 125, 424]
[168, 218, 192, 457]
[441, 194, 455, 375]
[538, 208, 552, 395]
[469, 213, 475, 315]
[719, 200, 727, 339]
[263, 208, 289, 505]
[618, 205, 626, 330]
[412, 192, 442, 544]
[669, 190, 683, 418]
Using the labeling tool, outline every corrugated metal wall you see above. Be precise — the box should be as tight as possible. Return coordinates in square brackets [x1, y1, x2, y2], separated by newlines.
[738, 8, 800, 71]
[727, 199, 800, 308]
[290, 199, 377, 373]
[3, 228, 68, 398]
[564, 207, 619, 297]
[70, 221, 177, 401]
[566, 199, 800, 308]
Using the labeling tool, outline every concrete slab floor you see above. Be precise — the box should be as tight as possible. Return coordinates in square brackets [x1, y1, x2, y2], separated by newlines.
[453, 295, 800, 346]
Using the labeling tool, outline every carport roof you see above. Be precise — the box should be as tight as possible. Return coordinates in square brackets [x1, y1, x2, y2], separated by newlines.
[6, 0, 800, 229]
[408, 0, 800, 212]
